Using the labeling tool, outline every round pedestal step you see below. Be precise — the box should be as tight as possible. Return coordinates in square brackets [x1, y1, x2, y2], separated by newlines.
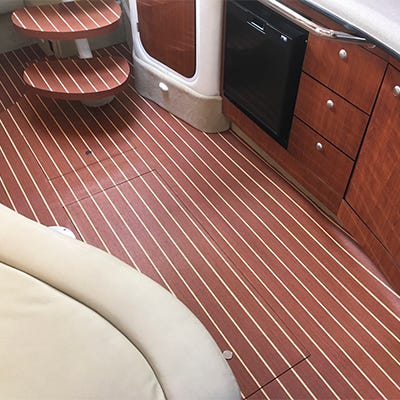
[23, 56, 130, 101]
[12, 0, 121, 40]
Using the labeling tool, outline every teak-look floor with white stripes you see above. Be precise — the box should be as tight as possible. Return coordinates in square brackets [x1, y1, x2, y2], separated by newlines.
[0, 43, 399, 399]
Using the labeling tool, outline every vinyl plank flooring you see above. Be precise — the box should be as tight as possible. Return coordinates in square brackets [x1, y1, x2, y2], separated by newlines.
[65, 172, 309, 397]
[0, 42, 399, 399]
[0, 44, 44, 112]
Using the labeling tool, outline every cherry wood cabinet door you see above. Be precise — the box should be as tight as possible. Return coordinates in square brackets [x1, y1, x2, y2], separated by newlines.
[288, 117, 353, 196]
[346, 65, 400, 263]
[303, 35, 386, 114]
[136, 0, 196, 78]
[294, 73, 368, 159]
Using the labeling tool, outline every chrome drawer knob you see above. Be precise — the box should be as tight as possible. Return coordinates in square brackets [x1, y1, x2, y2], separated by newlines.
[326, 99, 334, 109]
[339, 49, 348, 60]
[393, 85, 400, 97]
[316, 142, 323, 152]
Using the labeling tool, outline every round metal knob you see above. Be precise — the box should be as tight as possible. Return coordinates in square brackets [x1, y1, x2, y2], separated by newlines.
[326, 99, 334, 109]
[338, 49, 348, 60]
[393, 85, 400, 97]
[316, 142, 323, 152]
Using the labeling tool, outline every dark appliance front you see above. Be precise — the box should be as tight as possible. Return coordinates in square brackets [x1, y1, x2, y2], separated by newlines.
[223, 0, 308, 148]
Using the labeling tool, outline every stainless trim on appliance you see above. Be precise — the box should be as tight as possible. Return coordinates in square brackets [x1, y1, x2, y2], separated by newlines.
[258, 0, 368, 44]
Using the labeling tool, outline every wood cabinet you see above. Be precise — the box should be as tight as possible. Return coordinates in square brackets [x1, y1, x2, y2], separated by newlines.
[221, 4, 400, 291]
[222, 97, 342, 213]
[303, 35, 387, 113]
[288, 117, 353, 196]
[294, 73, 368, 159]
[345, 65, 400, 265]
[136, 0, 196, 78]
[223, 32, 387, 214]
[337, 202, 400, 291]
[285, 37, 386, 212]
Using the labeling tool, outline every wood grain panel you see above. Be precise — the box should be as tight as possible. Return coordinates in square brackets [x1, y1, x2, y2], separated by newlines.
[223, 97, 343, 213]
[346, 65, 400, 264]
[303, 35, 387, 113]
[288, 117, 353, 195]
[136, 0, 195, 78]
[295, 73, 368, 159]
[338, 201, 400, 293]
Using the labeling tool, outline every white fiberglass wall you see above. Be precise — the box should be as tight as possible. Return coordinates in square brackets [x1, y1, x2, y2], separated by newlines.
[129, 0, 225, 97]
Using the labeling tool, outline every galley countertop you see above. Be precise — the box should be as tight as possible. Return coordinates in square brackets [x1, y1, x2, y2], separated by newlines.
[299, 0, 400, 58]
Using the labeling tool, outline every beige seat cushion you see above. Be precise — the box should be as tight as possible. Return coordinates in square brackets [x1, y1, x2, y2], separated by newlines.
[0, 204, 240, 399]
[0, 262, 165, 400]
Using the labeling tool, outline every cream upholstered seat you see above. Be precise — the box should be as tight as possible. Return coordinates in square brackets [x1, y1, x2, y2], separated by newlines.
[0, 204, 240, 400]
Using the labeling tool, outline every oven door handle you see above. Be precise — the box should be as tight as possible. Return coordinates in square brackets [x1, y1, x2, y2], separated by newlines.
[258, 0, 369, 44]
[247, 17, 266, 34]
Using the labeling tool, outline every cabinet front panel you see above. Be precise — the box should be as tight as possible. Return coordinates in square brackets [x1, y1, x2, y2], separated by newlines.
[136, 0, 196, 78]
[288, 117, 353, 195]
[223, 97, 342, 212]
[346, 65, 400, 263]
[303, 35, 386, 114]
[295, 73, 368, 159]
[338, 201, 400, 292]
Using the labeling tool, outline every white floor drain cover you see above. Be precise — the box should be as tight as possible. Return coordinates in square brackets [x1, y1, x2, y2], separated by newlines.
[222, 350, 233, 360]
[48, 226, 76, 239]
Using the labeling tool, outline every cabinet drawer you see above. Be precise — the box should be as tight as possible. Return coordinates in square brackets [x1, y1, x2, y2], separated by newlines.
[288, 117, 353, 195]
[303, 35, 387, 113]
[295, 73, 368, 159]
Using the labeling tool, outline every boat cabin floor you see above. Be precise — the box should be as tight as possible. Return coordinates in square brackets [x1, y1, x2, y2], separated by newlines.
[0, 43, 399, 399]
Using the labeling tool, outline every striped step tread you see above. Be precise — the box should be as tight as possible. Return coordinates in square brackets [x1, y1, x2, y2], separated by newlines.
[12, 0, 121, 40]
[23, 56, 130, 100]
